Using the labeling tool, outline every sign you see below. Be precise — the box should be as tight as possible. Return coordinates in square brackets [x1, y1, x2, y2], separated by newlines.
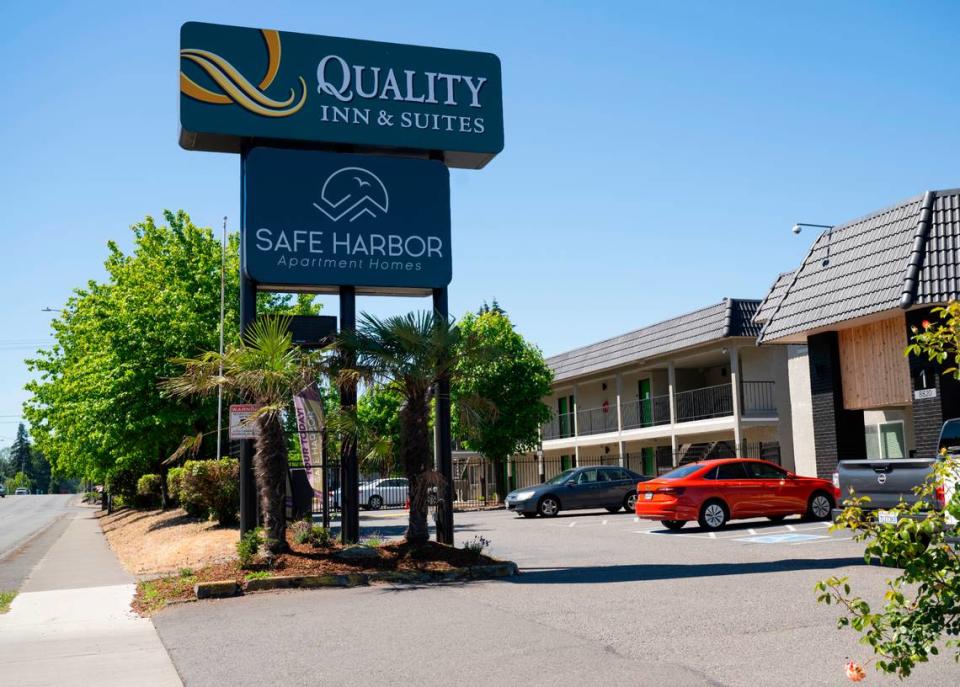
[243, 147, 451, 294]
[179, 22, 504, 169]
[914, 388, 937, 400]
[229, 404, 261, 439]
[293, 383, 325, 494]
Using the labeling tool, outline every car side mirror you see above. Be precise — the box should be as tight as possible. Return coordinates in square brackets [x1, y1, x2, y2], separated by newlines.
[565, 479, 577, 486]
[786, 472, 796, 479]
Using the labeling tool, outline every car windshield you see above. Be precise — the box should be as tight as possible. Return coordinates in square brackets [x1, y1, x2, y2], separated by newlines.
[546, 469, 577, 485]
[659, 463, 704, 480]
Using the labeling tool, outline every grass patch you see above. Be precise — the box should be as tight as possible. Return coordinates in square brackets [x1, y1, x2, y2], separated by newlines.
[136, 574, 197, 614]
[245, 570, 272, 581]
[0, 591, 16, 614]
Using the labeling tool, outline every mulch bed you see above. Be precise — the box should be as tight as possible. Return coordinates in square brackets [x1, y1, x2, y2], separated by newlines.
[133, 534, 499, 615]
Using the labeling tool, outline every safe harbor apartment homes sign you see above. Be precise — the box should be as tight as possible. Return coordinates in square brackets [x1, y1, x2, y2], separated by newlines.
[179, 22, 504, 169]
[243, 148, 451, 293]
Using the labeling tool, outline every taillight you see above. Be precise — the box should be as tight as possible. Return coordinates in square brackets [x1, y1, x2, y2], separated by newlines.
[936, 485, 946, 508]
[832, 472, 841, 499]
[655, 486, 686, 496]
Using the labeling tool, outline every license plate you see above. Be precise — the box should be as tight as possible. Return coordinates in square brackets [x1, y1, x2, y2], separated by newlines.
[878, 510, 898, 525]
[644, 492, 653, 500]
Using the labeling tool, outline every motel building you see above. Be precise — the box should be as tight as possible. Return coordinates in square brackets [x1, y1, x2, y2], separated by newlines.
[533, 298, 797, 480]
[757, 189, 960, 478]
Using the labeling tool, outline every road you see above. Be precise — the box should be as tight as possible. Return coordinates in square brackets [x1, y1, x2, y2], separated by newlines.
[0, 495, 76, 591]
[152, 509, 960, 686]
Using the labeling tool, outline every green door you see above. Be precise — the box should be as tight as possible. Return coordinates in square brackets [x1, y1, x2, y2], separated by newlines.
[642, 447, 655, 475]
[639, 379, 652, 427]
[561, 454, 572, 471]
[558, 396, 575, 438]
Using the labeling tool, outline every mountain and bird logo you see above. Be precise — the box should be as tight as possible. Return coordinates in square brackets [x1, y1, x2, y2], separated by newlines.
[313, 168, 389, 222]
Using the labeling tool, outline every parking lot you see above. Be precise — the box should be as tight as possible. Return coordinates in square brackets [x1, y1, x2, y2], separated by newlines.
[154, 507, 960, 687]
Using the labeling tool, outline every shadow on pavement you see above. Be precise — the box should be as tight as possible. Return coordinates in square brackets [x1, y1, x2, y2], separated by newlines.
[510, 557, 867, 584]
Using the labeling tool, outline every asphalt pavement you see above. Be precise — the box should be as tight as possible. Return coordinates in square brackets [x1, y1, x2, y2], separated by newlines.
[152, 508, 960, 687]
[0, 494, 74, 591]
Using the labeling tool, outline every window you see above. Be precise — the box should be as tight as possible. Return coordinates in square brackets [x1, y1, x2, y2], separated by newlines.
[744, 462, 786, 479]
[864, 421, 906, 459]
[577, 469, 599, 484]
[661, 464, 704, 480]
[606, 468, 630, 481]
[715, 463, 748, 480]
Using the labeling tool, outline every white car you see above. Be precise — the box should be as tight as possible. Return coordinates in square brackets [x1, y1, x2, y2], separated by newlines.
[331, 478, 409, 510]
[14, 487, 29, 495]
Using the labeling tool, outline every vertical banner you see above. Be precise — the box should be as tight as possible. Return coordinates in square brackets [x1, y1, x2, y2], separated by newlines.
[293, 383, 326, 493]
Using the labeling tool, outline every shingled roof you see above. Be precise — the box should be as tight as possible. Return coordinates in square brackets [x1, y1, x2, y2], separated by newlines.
[547, 299, 761, 382]
[753, 271, 794, 325]
[758, 189, 960, 343]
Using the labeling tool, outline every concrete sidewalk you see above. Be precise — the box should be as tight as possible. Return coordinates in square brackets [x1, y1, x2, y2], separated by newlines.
[0, 506, 182, 686]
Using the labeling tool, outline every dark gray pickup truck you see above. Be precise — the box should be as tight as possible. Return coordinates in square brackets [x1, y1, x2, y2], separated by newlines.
[833, 419, 960, 523]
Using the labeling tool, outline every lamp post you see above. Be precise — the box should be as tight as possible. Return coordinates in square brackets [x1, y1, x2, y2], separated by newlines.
[792, 223, 836, 266]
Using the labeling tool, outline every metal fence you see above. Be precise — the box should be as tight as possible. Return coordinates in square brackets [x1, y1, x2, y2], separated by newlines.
[300, 441, 782, 516]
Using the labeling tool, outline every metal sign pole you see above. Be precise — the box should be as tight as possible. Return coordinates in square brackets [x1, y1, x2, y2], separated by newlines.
[433, 287, 454, 545]
[339, 285, 360, 543]
[238, 270, 258, 534]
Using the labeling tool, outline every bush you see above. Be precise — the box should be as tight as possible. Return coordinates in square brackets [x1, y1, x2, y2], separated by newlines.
[310, 526, 331, 547]
[135, 474, 162, 508]
[291, 519, 312, 545]
[166, 467, 184, 504]
[237, 528, 262, 568]
[179, 459, 239, 525]
[105, 465, 141, 505]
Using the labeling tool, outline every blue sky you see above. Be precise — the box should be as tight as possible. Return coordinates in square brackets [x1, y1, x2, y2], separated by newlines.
[2, 1, 960, 446]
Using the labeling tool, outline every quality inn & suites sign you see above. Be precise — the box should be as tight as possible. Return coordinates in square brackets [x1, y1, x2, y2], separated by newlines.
[180, 22, 504, 168]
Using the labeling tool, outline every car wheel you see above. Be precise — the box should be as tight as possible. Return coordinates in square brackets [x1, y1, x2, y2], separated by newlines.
[538, 495, 560, 517]
[521, 512, 538, 518]
[623, 492, 638, 512]
[605, 506, 621, 513]
[767, 515, 787, 522]
[661, 520, 686, 531]
[368, 495, 383, 511]
[698, 500, 728, 530]
[807, 492, 833, 521]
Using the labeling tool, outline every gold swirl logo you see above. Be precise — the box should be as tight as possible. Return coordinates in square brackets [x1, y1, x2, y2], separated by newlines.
[180, 29, 307, 117]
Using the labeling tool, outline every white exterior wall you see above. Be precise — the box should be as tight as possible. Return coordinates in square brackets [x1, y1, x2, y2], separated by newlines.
[787, 344, 816, 476]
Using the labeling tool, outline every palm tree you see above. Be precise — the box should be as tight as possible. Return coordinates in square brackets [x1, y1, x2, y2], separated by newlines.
[337, 311, 464, 546]
[162, 316, 324, 554]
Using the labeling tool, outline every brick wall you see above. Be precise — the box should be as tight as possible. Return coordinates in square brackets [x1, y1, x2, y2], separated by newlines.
[807, 332, 866, 477]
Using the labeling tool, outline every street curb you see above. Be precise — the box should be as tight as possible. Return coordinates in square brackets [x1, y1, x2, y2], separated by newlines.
[193, 561, 518, 600]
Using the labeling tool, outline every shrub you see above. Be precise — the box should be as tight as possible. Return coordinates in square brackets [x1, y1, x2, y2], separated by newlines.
[135, 474, 162, 508]
[310, 526, 332, 547]
[237, 528, 263, 568]
[291, 519, 312, 545]
[166, 467, 184, 505]
[105, 465, 141, 505]
[179, 459, 239, 525]
[463, 535, 490, 556]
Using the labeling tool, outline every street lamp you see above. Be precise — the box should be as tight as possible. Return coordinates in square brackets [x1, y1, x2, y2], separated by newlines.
[792, 222, 836, 266]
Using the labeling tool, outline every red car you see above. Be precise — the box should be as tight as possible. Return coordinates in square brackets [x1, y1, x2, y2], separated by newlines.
[634, 458, 837, 531]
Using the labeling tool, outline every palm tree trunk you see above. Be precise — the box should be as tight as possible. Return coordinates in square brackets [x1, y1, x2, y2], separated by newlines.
[401, 390, 432, 545]
[255, 413, 289, 554]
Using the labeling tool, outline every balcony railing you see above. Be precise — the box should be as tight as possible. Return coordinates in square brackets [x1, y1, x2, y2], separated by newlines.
[674, 383, 733, 422]
[742, 380, 776, 415]
[621, 395, 671, 430]
[541, 381, 777, 441]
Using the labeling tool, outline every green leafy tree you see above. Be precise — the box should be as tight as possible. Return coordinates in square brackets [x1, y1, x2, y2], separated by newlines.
[452, 307, 553, 498]
[356, 385, 405, 473]
[5, 471, 32, 493]
[163, 317, 327, 554]
[337, 312, 468, 545]
[815, 301, 960, 678]
[24, 211, 242, 500]
[9, 424, 31, 479]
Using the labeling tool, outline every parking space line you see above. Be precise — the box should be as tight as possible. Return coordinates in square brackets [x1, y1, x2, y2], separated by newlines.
[786, 525, 796, 531]
[568, 521, 576, 527]
[602, 520, 608, 525]
[708, 532, 717, 539]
